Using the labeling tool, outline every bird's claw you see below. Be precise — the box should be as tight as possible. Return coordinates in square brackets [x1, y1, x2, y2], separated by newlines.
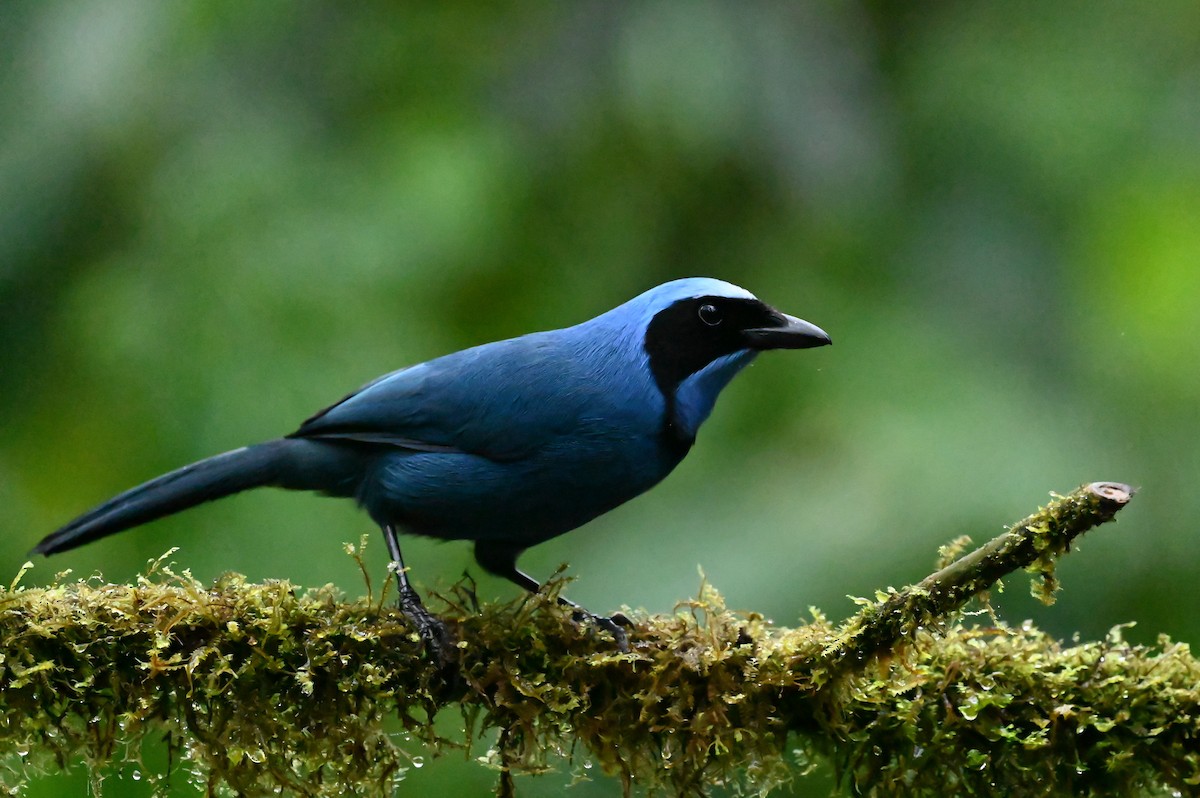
[399, 587, 452, 663]
[571, 608, 631, 653]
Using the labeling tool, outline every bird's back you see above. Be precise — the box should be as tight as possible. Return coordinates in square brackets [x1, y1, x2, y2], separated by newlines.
[293, 323, 680, 545]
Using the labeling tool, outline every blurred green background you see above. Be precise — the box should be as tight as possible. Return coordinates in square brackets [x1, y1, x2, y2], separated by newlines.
[3, 1, 1199, 795]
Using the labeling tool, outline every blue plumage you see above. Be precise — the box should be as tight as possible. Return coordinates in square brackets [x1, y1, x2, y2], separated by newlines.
[34, 277, 830, 652]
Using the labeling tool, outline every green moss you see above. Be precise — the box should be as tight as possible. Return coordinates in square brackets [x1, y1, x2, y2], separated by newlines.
[5, 484, 1189, 797]
[0, 554, 438, 796]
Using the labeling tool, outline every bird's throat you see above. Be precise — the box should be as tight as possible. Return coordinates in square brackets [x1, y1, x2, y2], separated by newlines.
[660, 397, 697, 458]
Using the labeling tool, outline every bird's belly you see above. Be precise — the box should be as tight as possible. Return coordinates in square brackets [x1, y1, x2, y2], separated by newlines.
[360, 437, 678, 545]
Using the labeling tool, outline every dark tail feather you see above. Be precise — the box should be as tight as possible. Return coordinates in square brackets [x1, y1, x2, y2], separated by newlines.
[33, 440, 293, 556]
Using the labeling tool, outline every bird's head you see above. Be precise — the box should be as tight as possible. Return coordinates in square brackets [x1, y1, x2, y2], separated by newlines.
[604, 277, 831, 444]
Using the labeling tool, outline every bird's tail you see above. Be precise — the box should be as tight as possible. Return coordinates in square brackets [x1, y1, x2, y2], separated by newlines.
[33, 439, 304, 556]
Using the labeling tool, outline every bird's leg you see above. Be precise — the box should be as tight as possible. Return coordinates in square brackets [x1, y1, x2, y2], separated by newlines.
[382, 524, 449, 657]
[473, 541, 630, 652]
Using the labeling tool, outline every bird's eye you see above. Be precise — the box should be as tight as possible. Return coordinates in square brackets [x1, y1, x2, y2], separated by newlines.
[698, 304, 722, 326]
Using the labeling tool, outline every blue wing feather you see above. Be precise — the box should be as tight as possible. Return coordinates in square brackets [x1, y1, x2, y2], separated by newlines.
[290, 333, 620, 462]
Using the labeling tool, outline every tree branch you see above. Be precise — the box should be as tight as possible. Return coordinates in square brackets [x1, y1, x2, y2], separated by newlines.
[6, 482, 1192, 798]
[816, 481, 1135, 677]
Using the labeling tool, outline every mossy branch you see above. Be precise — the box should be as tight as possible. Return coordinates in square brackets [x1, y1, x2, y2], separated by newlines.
[817, 481, 1135, 676]
[4, 482, 1196, 797]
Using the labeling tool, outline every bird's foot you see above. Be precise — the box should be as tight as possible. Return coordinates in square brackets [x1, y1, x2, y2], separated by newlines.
[571, 608, 633, 653]
[398, 586, 452, 663]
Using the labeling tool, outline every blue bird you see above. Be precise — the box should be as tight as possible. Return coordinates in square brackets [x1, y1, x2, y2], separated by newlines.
[33, 278, 830, 652]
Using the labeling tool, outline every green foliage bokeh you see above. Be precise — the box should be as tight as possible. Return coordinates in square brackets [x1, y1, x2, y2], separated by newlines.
[2, 2, 1198, 795]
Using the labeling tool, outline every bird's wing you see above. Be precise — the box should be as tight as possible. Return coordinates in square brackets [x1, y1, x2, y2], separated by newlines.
[289, 336, 595, 462]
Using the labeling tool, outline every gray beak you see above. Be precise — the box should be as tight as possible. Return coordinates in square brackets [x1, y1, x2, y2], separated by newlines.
[743, 313, 832, 350]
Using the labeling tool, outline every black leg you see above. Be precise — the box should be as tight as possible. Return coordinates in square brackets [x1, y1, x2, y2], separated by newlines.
[382, 524, 448, 658]
[474, 541, 630, 652]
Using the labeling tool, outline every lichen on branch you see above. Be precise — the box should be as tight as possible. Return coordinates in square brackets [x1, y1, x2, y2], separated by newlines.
[4, 482, 1195, 797]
